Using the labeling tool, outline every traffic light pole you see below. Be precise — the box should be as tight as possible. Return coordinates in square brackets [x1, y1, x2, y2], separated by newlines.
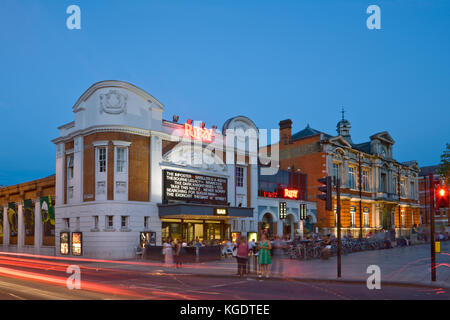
[429, 173, 436, 282]
[336, 177, 341, 278]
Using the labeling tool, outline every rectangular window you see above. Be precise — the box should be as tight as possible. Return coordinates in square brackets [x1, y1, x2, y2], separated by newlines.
[333, 163, 340, 180]
[363, 212, 369, 227]
[350, 206, 356, 227]
[381, 173, 387, 192]
[98, 148, 107, 173]
[334, 206, 338, 227]
[348, 167, 356, 189]
[400, 179, 406, 197]
[410, 181, 415, 199]
[362, 169, 369, 192]
[67, 155, 74, 180]
[236, 167, 244, 187]
[121, 216, 128, 229]
[63, 218, 70, 230]
[144, 216, 150, 229]
[393, 176, 398, 194]
[116, 147, 127, 173]
[401, 211, 405, 227]
[106, 216, 114, 229]
[93, 216, 99, 229]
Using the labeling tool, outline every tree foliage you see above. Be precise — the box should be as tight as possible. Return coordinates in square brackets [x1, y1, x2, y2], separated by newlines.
[438, 143, 450, 184]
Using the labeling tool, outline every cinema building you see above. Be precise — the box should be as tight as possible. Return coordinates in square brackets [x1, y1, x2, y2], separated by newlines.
[41, 80, 313, 259]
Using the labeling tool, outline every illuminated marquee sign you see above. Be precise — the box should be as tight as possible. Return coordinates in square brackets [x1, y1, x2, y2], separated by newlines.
[184, 120, 213, 143]
[164, 170, 227, 205]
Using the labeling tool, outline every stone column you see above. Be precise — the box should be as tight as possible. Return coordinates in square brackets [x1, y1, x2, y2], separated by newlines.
[34, 199, 41, 253]
[250, 163, 258, 235]
[342, 157, 349, 187]
[18, 202, 24, 250]
[150, 135, 162, 245]
[55, 143, 65, 206]
[2, 205, 8, 246]
[374, 165, 380, 193]
[74, 136, 84, 203]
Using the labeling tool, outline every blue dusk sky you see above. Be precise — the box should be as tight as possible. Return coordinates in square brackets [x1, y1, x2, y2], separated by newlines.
[0, 0, 449, 186]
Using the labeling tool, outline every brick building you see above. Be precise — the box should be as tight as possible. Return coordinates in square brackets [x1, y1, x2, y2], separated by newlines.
[419, 165, 449, 230]
[276, 115, 421, 238]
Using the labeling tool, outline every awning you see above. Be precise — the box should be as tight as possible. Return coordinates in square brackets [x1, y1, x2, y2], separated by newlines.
[158, 203, 253, 219]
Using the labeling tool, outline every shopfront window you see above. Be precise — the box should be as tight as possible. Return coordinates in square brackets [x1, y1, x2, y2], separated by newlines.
[161, 219, 230, 243]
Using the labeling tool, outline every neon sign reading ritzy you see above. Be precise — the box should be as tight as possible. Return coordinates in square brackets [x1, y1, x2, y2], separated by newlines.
[263, 188, 299, 200]
[184, 120, 213, 142]
[284, 188, 299, 199]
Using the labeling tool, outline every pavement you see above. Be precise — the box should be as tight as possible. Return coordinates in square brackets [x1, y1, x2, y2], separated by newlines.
[80, 241, 450, 289]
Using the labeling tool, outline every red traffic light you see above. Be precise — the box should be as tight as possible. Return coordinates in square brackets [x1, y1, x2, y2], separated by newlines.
[317, 176, 332, 211]
[436, 186, 449, 209]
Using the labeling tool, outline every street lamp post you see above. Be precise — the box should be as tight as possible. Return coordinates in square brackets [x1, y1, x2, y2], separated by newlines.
[335, 177, 342, 278]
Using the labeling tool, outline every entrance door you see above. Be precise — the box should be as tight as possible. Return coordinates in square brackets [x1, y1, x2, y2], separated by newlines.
[205, 223, 221, 241]
[262, 213, 274, 236]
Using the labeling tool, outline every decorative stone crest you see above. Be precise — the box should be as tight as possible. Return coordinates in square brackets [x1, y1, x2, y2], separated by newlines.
[162, 144, 226, 172]
[99, 90, 127, 114]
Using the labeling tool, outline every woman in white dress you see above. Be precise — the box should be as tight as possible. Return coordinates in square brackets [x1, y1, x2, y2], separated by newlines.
[163, 237, 174, 267]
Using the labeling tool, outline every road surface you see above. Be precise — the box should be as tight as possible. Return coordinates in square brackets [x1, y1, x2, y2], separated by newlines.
[0, 253, 447, 300]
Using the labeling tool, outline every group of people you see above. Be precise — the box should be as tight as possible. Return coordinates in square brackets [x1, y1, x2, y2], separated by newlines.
[161, 237, 191, 268]
[231, 233, 290, 279]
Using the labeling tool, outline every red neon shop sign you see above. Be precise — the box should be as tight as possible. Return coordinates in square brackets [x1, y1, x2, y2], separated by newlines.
[284, 188, 299, 199]
[184, 120, 213, 142]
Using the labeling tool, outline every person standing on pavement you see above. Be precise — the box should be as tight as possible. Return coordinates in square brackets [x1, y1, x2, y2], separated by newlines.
[174, 239, 182, 268]
[163, 237, 174, 267]
[236, 236, 250, 277]
[257, 233, 272, 279]
[271, 235, 287, 276]
[248, 239, 256, 274]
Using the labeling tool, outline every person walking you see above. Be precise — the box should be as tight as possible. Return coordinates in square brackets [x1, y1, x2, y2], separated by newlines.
[174, 239, 182, 268]
[163, 237, 174, 267]
[257, 233, 272, 279]
[236, 236, 250, 277]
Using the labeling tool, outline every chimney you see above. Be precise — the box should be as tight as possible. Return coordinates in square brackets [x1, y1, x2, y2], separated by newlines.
[279, 119, 292, 145]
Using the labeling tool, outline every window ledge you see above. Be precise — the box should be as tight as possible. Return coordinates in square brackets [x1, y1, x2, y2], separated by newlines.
[90, 228, 100, 232]
[103, 228, 116, 232]
[120, 228, 132, 232]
